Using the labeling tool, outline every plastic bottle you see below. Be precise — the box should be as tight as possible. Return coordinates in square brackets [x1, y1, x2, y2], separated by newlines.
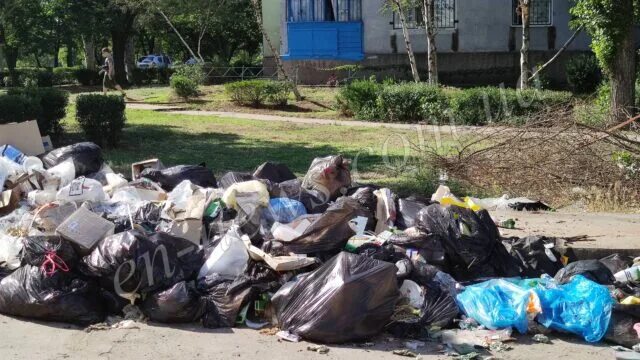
[614, 266, 640, 284]
[22, 156, 44, 173]
[0, 144, 26, 164]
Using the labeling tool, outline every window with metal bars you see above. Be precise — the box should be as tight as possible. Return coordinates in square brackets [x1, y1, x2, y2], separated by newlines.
[392, 0, 456, 29]
[512, 0, 552, 26]
[287, 0, 362, 22]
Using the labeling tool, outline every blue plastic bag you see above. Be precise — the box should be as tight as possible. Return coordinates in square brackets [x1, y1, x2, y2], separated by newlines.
[535, 275, 614, 343]
[263, 198, 307, 224]
[456, 279, 532, 333]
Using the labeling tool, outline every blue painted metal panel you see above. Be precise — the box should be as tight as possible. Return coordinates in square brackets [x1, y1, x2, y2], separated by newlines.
[284, 21, 363, 60]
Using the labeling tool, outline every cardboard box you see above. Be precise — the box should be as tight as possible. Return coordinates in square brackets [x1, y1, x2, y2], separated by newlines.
[41, 136, 54, 152]
[0, 120, 45, 156]
[56, 206, 115, 255]
[131, 159, 164, 180]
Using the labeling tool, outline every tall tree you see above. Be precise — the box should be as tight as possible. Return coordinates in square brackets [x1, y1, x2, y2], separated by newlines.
[518, 0, 531, 89]
[571, 0, 637, 122]
[387, 0, 420, 82]
[422, 0, 438, 84]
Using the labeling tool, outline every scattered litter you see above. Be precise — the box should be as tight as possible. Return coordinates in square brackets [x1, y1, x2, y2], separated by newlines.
[85, 317, 140, 332]
[276, 330, 301, 342]
[392, 349, 417, 357]
[488, 341, 512, 352]
[307, 345, 330, 354]
[404, 340, 425, 350]
[532, 334, 551, 344]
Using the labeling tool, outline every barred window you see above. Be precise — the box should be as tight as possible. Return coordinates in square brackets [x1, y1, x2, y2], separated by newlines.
[512, 0, 552, 26]
[287, 0, 361, 22]
[393, 0, 456, 29]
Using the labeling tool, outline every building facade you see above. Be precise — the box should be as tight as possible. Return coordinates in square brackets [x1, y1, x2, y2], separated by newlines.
[262, 0, 595, 86]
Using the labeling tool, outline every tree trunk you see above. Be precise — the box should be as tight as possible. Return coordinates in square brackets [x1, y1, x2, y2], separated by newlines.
[250, 0, 303, 100]
[423, 0, 438, 84]
[111, 30, 129, 85]
[394, 0, 420, 83]
[125, 35, 136, 83]
[82, 35, 97, 70]
[53, 39, 60, 68]
[34, 53, 42, 68]
[66, 41, 74, 67]
[610, 13, 636, 122]
[4, 46, 18, 73]
[519, 0, 530, 89]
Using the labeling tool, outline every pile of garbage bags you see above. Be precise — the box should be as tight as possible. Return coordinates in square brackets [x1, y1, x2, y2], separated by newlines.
[1, 142, 640, 348]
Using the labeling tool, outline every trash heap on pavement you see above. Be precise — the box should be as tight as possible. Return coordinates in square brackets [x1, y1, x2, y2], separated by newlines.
[1, 141, 640, 354]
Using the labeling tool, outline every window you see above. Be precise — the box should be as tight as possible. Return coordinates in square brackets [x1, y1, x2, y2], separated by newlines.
[512, 0, 552, 26]
[393, 0, 456, 29]
[287, 0, 361, 22]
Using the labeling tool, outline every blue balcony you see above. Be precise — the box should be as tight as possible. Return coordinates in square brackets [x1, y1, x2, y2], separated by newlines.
[283, 21, 364, 61]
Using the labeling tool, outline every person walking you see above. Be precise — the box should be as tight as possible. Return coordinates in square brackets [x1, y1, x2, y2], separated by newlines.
[100, 47, 127, 97]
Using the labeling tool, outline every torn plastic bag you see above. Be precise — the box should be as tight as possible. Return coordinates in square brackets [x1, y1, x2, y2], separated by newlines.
[416, 204, 521, 280]
[535, 275, 614, 342]
[0, 264, 105, 325]
[141, 164, 217, 191]
[0, 233, 22, 270]
[456, 279, 533, 334]
[396, 196, 431, 230]
[348, 186, 378, 232]
[141, 281, 206, 323]
[268, 179, 330, 214]
[218, 171, 256, 189]
[21, 235, 78, 272]
[253, 162, 296, 183]
[134, 202, 163, 232]
[228, 260, 284, 295]
[198, 226, 249, 280]
[198, 273, 254, 328]
[272, 252, 399, 343]
[280, 197, 368, 255]
[42, 142, 104, 177]
[502, 236, 563, 277]
[81, 230, 203, 297]
[605, 304, 640, 348]
[302, 155, 352, 201]
[554, 260, 615, 285]
[262, 198, 307, 225]
[600, 254, 634, 275]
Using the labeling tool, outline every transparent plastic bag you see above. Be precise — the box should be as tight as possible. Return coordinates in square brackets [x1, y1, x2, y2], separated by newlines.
[262, 198, 307, 225]
[198, 226, 249, 280]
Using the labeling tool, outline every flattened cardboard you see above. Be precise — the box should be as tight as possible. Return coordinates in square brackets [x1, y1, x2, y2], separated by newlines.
[131, 159, 164, 180]
[246, 244, 317, 272]
[0, 121, 45, 156]
[56, 206, 115, 255]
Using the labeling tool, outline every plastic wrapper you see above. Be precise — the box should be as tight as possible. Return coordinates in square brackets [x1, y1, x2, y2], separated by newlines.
[456, 278, 533, 333]
[301, 155, 352, 200]
[21, 235, 78, 272]
[198, 273, 253, 328]
[272, 252, 399, 343]
[535, 275, 614, 342]
[81, 231, 203, 297]
[502, 236, 562, 277]
[218, 172, 256, 189]
[253, 162, 296, 183]
[141, 164, 217, 191]
[262, 198, 307, 225]
[0, 233, 22, 270]
[42, 142, 104, 177]
[0, 264, 105, 325]
[280, 197, 368, 255]
[416, 204, 521, 280]
[600, 254, 634, 275]
[141, 281, 206, 323]
[554, 260, 615, 285]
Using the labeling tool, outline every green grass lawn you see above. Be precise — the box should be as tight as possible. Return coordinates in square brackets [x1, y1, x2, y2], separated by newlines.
[62, 107, 456, 197]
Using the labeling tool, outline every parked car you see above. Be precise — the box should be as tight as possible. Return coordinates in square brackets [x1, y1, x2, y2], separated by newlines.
[137, 55, 172, 69]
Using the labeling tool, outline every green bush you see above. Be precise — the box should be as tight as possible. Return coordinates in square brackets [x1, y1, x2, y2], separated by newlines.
[566, 54, 601, 94]
[7, 88, 69, 138]
[172, 65, 205, 85]
[377, 83, 447, 122]
[170, 75, 199, 99]
[76, 94, 127, 147]
[225, 80, 291, 106]
[74, 68, 101, 86]
[0, 95, 41, 125]
[336, 78, 381, 119]
[52, 67, 79, 85]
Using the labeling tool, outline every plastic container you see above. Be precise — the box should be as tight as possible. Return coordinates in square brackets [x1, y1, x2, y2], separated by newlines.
[198, 226, 249, 279]
[22, 156, 44, 173]
[614, 266, 640, 284]
[27, 190, 57, 206]
[46, 158, 76, 187]
[0, 144, 26, 164]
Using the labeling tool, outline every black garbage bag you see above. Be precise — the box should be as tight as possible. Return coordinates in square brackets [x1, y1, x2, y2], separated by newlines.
[81, 231, 203, 296]
[141, 281, 206, 323]
[218, 172, 256, 189]
[272, 252, 399, 343]
[502, 236, 562, 277]
[42, 142, 104, 176]
[253, 162, 296, 183]
[99, 288, 129, 315]
[348, 186, 378, 231]
[267, 179, 330, 214]
[228, 261, 284, 295]
[396, 197, 431, 230]
[302, 155, 352, 200]
[416, 204, 521, 280]
[0, 265, 105, 325]
[280, 197, 368, 255]
[21, 236, 78, 271]
[605, 304, 640, 348]
[141, 164, 217, 191]
[554, 260, 615, 285]
[198, 274, 254, 328]
[600, 254, 634, 275]
[134, 202, 163, 232]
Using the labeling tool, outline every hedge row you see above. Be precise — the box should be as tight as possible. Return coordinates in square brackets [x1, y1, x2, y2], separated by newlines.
[336, 79, 573, 125]
[224, 80, 292, 106]
[76, 94, 127, 148]
[0, 88, 69, 139]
